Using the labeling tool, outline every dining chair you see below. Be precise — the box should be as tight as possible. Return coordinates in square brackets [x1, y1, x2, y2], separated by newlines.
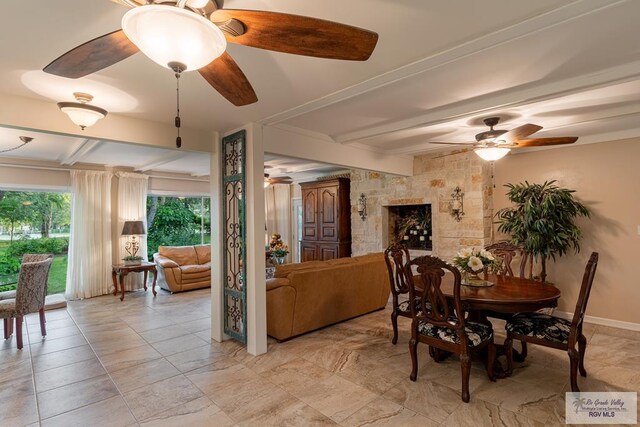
[405, 255, 496, 402]
[484, 242, 530, 358]
[505, 252, 599, 392]
[0, 254, 54, 349]
[384, 242, 419, 344]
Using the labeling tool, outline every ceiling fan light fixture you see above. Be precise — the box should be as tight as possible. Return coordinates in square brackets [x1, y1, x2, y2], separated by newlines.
[474, 147, 511, 161]
[122, 5, 226, 72]
[57, 92, 107, 130]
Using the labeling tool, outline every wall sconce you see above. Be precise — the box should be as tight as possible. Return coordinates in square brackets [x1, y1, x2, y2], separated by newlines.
[356, 193, 367, 221]
[450, 186, 464, 222]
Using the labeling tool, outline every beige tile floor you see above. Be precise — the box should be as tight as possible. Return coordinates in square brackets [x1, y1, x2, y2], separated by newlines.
[1, 288, 638, 426]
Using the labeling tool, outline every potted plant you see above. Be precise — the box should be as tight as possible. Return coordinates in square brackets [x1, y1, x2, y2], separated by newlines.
[269, 233, 289, 265]
[123, 255, 144, 266]
[495, 180, 590, 283]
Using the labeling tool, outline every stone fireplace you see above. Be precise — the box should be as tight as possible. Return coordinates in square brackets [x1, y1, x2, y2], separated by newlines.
[350, 150, 493, 260]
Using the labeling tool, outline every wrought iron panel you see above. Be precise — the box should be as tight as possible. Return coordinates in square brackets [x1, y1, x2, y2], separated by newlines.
[222, 130, 247, 343]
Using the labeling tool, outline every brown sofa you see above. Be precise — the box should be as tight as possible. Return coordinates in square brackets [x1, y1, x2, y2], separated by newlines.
[153, 245, 211, 293]
[266, 253, 390, 341]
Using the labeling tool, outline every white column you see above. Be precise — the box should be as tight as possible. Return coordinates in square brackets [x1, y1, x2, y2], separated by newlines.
[245, 123, 267, 355]
[210, 131, 226, 342]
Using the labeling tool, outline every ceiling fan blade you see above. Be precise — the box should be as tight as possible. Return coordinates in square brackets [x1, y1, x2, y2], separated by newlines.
[495, 124, 543, 145]
[44, 30, 138, 79]
[511, 137, 578, 148]
[198, 52, 257, 106]
[429, 141, 477, 146]
[211, 9, 378, 61]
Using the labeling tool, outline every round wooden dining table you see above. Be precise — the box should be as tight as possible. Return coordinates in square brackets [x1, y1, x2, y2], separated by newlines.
[438, 272, 561, 313]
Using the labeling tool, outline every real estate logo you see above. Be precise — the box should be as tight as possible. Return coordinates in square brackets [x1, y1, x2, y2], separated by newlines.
[566, 392, 637, 424]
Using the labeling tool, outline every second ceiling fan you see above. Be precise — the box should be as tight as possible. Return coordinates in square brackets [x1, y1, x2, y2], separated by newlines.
[431, 117, 578, 161]
[43, 0, 379, 107]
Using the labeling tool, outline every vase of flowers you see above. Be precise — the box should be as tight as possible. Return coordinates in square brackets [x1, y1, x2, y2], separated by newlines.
[452, 247, 499, 285]
[269, 233, 289, 265]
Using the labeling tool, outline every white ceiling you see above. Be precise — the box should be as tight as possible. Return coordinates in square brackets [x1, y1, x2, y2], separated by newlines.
[1, 0, 640, 164]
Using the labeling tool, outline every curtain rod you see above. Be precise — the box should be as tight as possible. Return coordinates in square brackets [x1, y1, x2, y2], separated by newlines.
[0, 163, 210, 182]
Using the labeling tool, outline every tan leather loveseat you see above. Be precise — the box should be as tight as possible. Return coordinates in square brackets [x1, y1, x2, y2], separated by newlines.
[266, 253, 390, 341]
[153, 245, 211, 293]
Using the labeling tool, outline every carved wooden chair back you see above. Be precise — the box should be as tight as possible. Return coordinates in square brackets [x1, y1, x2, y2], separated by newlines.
[405, 256, 467, 344]
[484, 242, 520, 277]
[384, 242, 411, 299]
[568, 252, 599, 345]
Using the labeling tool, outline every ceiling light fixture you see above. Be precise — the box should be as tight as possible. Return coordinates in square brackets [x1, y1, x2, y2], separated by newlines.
[57, 92, 107, 130]
[474, 147, 511, 161]
[0, 136, 33, 154]
[121, 3, 227, 148]
[121, 4, 227, 73]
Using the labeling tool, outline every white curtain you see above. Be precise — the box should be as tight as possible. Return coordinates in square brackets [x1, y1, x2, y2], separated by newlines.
[116, 172, 149, 291]
[66, 170, 114, 300]
[265, 184, 292, 261]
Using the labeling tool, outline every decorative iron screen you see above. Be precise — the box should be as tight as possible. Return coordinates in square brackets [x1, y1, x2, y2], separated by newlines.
[222, 130, 247, 343]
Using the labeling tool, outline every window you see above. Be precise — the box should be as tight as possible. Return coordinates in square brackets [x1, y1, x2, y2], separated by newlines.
[0, 190, 70, 295]
[146, 195, 210, 259]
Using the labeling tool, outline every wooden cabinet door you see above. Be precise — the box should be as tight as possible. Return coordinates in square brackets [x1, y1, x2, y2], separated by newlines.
[302, 188, 318, 241]
[319, 244, 338, 261]
[319, 186, 339, 241]
[301, 243, 318, 262]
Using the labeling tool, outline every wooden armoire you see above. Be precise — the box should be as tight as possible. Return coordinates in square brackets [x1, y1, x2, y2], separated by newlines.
[299, 178, 352, 262]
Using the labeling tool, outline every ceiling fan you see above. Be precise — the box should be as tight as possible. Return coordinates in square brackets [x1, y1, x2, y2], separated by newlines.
[431, 117, 578, 161]
[43, 0, 379, 108]
[264, 168, 293, 187]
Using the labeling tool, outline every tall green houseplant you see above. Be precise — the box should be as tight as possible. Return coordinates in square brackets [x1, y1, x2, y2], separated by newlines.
[495, 180, 590, 283]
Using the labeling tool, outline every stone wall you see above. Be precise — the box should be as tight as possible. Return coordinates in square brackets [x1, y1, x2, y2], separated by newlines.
[350, 150, 493, 261]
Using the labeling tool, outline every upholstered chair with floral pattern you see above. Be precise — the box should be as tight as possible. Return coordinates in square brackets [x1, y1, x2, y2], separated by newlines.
[0, 254, 53, 349]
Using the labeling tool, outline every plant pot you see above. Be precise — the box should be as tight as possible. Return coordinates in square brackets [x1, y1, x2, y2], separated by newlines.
[124, 260, 142, 266]
[271, 256, 286, 265]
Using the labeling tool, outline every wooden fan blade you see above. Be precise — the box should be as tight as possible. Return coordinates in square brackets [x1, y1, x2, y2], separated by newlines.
[44, 30, 138, 79]
[198, 52, 257, 106]
[211, 9, 378, 61]
[429, 142, 477, 146]
[511, 137, 578, 148]
[495, 124, 543, 145]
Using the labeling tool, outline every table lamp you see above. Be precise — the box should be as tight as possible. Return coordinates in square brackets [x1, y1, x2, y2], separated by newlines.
[121, 220, 146, 258]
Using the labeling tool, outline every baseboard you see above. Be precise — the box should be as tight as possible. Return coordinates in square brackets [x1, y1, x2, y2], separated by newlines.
[554, 310, 640, 332]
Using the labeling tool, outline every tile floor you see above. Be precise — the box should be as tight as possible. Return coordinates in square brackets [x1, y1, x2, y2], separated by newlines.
[1, 288, 639, 426]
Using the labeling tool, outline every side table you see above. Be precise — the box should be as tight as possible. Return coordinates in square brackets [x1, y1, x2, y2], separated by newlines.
[111, 262, 157, 301]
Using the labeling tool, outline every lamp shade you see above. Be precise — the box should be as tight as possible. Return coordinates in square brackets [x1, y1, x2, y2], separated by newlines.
[121, 220, 146, 236]
[57, 102, 107, 129]
[121, 5, 227, 72]
[474, 147, 511, 161]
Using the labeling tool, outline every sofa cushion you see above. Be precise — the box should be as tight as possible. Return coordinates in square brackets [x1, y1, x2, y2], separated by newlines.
[194, 245, 211, 264]
[159, 246, 197, 266]
[180, 264, 211, 283]
[274, 261, 326, 278]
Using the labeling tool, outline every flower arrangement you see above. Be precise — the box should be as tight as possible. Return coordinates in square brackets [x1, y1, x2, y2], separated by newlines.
[269, 233, 289, 257]
[452, 247, 499, 275]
